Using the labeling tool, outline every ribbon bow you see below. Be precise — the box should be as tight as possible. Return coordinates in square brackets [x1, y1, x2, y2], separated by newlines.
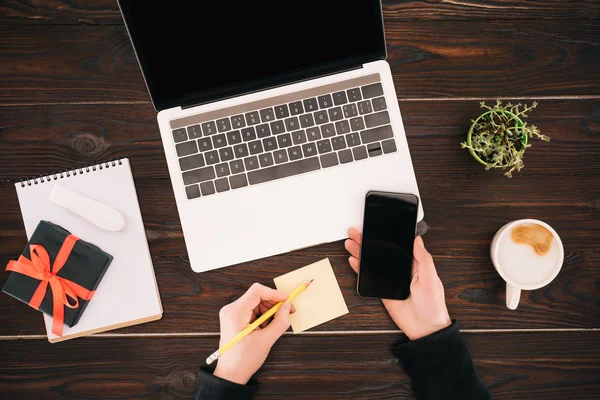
[6, 235, 95, 336]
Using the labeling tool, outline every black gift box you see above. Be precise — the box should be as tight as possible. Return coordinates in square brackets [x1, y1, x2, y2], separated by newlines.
[2, 221, 113, 328]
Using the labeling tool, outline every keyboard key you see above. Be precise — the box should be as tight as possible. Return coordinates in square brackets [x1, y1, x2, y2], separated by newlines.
[367, 142, 383, 157]
[317, 139, 332, 154]
[362, 82, 384, 99]
[230, 159, 245, 174]
[274, 149, 289, 164]
[285, 116, 300, 131]
[335, 120, 350, 135]
[353, 145, 368, 160]
[358, 100, 373, 115]
[361, 125, 393, 144]
[200, 181, 216, 196]
[274, 104, 289, 119]
[215, 178, 230, 193]
[234, 143, 249, 158]
[231, 115, 246, 129]
[185, 184, 201, 199]
[318, 94, 333, 109]
[345, 132, 361, 147]
[302, 142, 318, 157]
[172, 128, 187, 143]
[263, 137, 278, 152]
[248, 140, 264, 155]
[320, 152, 338, 168]
[212, 134, 227, 148]
[382, 138, 397, 154]
[365, 111, 390, 128]
[343, 104, 358, 119]
[230, 173, 248, 189]
[338, 149, 353, 164]
[182, 166, 215, 185]
[332, 136, 346, 150]
[248, 157, 320, 185]
[321, 123, 335, 138]
[217, 118, 231, 132]
[216, 162, 231, 177]
[179, 154, 205, 171]
[259, 152, 274, 167]
[241, 127, 256, 141]
[277, 133, 292, 148]
[219, 147, 234, 162]
[187, 125, 202, 139]
[176, 141, 198, 157]
[288, 146, 303, 161]
[307, 127, 321, 141]
[292, 130, 307, 145]
[314, 110, 329, 125]
[270, 120, 286, 135]
[260, 108, 275, 122]
[372, 97, 387, 111]
[299, 113, 315, 128]
[289, 101, 304, 115]
[333, 91, 348, 105]
[245, 111, 260, 126]
[347, 87, 362, 102]
[202, 121, 217, 136]
[205, 150, 219, 165]
[303, 98, 318, 112]
[244, 156, 260, 171]
[350, 117, 365, 131]
[328, 107, 343, 122]
[227, 130, 242, 145]
[256, 124, 271, 138]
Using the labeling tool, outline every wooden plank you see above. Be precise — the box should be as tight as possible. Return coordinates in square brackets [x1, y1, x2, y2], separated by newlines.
[1, 0, 599, 24]
[0, 332, 598, 399]
[0, 21, 598, 104]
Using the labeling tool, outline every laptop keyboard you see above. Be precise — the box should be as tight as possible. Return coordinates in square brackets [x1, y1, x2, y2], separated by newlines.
[170, 77, 397, 199]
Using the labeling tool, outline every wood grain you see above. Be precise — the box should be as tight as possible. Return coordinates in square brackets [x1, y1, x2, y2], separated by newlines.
[0, 21, 598, 105]
[1, 0, 599, 24]
[0, 332, 598, 399]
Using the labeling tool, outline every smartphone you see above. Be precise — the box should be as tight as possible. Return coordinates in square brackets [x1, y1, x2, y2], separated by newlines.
[357, 191, 419, 300]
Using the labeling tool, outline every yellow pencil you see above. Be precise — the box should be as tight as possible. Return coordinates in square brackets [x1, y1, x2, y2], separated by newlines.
[206, 280, 313, 365]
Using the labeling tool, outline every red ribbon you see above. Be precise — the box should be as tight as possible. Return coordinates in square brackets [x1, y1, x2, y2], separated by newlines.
[5, 235, 95, 336]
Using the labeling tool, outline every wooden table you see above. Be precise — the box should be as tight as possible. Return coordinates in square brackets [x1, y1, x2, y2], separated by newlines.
[1, 1, 599, 399]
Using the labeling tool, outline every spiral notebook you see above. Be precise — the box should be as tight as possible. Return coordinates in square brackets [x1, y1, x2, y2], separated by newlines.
[15, 158, 162, 342]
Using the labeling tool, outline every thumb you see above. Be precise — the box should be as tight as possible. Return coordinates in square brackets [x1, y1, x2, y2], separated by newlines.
[413, 236, 439, 286]
[259, 302, 292, 346]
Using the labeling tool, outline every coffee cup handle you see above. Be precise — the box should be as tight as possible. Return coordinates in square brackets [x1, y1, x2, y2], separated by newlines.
[506, 283, 521, 310]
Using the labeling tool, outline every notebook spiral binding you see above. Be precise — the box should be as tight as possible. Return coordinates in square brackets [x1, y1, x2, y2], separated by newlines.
[19, 159, 124, 188]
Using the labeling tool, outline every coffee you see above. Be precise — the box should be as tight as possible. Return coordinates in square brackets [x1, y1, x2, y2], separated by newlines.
[498, 222, 560, 286]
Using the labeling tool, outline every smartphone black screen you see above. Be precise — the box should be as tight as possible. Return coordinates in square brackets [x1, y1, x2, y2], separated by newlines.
[357, 192, 419, 300]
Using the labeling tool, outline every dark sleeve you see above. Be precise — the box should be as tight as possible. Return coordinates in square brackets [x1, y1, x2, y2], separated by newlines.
[195, 368, 257, 400]
[391, 321, 491, 400]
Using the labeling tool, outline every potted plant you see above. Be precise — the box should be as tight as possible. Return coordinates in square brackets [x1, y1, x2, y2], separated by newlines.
[461, 100, 550, 178]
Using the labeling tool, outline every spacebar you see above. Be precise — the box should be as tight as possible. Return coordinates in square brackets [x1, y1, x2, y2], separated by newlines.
[248, 157, 321, 185]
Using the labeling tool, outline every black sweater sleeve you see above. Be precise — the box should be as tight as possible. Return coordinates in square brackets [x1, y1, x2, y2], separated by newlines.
[195, 368, 256, 400]
[391, 321, 491, 400]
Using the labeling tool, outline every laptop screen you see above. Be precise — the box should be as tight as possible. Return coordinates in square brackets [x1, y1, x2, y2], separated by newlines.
[118, 1, 386, 111]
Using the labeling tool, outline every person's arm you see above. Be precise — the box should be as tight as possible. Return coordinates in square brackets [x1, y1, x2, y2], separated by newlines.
[195, 283, 294, 400]
[345, 229, 491, 400]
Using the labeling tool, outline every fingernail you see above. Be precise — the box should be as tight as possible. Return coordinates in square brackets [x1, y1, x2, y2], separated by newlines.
[283, 301, 291, 312]
[416, 236, 425, 248]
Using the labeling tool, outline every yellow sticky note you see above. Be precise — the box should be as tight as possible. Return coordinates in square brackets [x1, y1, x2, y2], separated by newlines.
[274, 258, 349, 333]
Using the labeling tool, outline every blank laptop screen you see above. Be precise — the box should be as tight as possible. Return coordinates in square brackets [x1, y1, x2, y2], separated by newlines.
[118, 0, 386, 111]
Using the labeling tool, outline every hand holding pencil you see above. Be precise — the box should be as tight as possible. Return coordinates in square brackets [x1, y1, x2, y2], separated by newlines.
[211, 282, 311, 385]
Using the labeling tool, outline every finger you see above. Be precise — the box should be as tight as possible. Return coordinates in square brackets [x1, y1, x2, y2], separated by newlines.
[347, 227, 363, 245]
[237, 283, 289, 310]
[258, 302, 292, 346]
[348, 256, 359, 274]
[344, 239, 361, 259]
[413, 236, 438, 285]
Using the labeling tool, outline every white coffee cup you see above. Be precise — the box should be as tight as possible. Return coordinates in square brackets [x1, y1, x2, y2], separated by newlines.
[490, 219, 564, 310]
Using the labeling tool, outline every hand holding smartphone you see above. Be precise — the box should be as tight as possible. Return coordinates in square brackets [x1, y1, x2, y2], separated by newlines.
[357, 191, 419, 300]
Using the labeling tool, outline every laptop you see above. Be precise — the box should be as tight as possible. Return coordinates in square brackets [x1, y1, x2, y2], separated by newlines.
[117, 0, 423, 273]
